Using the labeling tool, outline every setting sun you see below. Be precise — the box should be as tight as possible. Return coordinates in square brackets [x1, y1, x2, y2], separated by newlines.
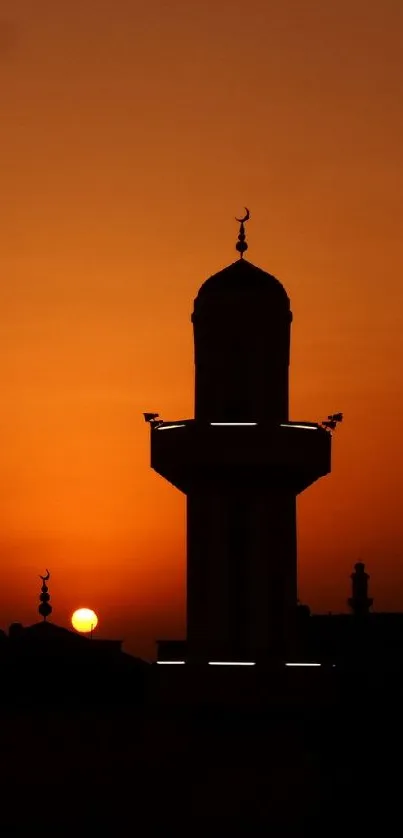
[71, 608, 98, 634]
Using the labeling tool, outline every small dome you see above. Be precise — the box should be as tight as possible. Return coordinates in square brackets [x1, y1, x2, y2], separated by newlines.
[195, 258, 290, 305]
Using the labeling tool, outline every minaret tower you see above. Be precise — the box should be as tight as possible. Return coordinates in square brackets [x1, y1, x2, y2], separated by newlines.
[348, 562, 373, 616]
[150, 213, 331, 664]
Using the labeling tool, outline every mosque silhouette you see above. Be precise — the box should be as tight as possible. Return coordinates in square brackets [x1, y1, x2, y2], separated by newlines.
[1, 213, 403, 836]
[3, 212, 403, 705]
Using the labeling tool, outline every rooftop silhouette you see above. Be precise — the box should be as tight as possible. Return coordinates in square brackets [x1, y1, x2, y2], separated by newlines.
[0, 573, 148, 708]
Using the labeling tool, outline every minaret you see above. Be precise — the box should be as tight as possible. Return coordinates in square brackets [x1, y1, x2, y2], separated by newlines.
[38, 570, 52, 621]
[150, 214, 331, 664]
[348, 562, 373, 616]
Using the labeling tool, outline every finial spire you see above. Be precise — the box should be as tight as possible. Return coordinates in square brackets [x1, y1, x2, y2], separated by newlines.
[39, 569, 52, 621]
[235, 207, 250, 259]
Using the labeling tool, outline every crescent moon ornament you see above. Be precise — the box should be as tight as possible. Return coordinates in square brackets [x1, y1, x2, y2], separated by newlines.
[235, 207, 250, 258]
[40, 569, 50, 582]
[235, 207, 250, 223]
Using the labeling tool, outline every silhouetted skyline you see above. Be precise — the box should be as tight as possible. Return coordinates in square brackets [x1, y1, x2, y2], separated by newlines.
[2, 7, 403, 835]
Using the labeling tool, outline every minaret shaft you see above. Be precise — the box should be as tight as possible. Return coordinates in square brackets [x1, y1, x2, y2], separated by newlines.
[186, 489, 296, 662]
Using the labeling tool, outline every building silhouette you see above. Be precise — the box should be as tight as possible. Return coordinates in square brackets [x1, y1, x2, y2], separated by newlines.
[149, 215, 333, 665]
[348, 560, 373, 615]
[298, 562, 403, 668]
[0, 572, 148, 706]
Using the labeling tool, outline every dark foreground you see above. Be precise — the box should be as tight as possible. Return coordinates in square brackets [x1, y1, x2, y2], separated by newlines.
[0, 667, 400, 836]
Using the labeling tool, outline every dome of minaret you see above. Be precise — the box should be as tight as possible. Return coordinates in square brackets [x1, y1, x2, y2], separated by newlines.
[195, 257, 290, 307]
[194, 208, 291, 312]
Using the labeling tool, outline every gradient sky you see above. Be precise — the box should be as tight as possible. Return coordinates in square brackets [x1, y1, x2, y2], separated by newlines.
[1, 0, 403, 657]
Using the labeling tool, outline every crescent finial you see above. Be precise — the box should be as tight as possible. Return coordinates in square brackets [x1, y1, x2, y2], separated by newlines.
[235, 207, 250, 223]
[235, 207, 250, 258]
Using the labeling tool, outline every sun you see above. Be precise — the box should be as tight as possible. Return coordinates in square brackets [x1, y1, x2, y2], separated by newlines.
[71, 608, 98, 633]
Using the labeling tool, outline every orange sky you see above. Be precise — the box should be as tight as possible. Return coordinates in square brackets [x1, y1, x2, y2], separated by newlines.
[1, 0, 403, 658]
